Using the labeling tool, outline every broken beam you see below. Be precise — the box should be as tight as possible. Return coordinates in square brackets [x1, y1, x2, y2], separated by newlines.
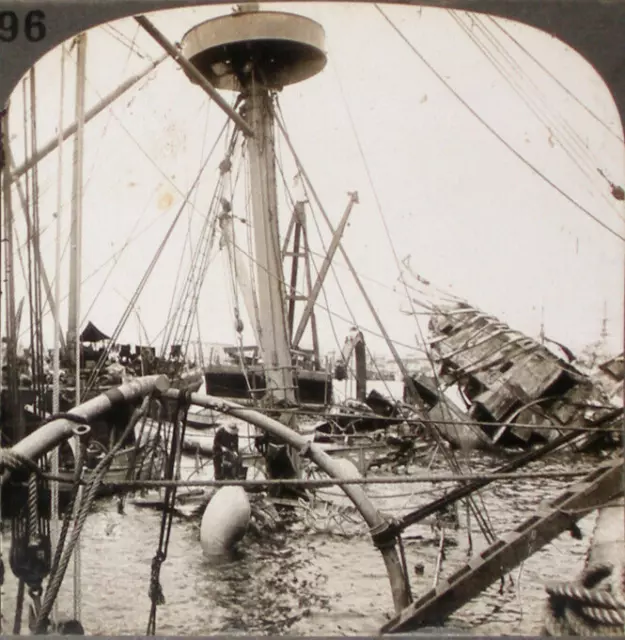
[380, 455, 624, 634]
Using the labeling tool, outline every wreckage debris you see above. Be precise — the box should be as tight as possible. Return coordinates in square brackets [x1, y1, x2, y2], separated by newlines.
[403, 303, 622, 451]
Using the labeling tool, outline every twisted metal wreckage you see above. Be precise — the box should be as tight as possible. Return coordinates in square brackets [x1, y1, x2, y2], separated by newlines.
[0, 0, 623, 636]
[0, 372, 621, 634]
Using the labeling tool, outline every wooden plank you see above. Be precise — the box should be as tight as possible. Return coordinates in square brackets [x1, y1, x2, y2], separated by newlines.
[380, 456, 624, 634]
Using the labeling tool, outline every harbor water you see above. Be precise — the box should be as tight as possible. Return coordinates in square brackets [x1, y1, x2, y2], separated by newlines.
[0, 381, 604, 635]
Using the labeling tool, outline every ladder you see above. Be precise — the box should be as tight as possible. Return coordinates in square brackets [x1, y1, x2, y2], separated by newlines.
[381, 455, 624, 633]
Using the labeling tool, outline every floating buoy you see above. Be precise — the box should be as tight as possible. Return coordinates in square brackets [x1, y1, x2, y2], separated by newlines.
[200, 486, 251, 558]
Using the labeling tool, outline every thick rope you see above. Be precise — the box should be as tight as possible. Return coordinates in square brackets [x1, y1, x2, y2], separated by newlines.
[34, 411, 139, 633]
[544, 564, 625, 636]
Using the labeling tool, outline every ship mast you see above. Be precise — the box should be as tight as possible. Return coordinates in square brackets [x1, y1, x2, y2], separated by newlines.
[180, 5, 327, 406]
[67, 33, 87, 388]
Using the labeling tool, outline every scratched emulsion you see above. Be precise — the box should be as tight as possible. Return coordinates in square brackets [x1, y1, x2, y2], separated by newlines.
[0, 451, 597, 636]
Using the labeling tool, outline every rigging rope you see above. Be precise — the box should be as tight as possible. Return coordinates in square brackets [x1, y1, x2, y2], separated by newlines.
[83, 120, 229, 396]
[274, 97, 498, 545]
[146, 391, 191, 636]
[450, 11, 624, 225]
[487, 16, 624, 145]
[33, 408, 140, 633]
[373, 4, 625, 243]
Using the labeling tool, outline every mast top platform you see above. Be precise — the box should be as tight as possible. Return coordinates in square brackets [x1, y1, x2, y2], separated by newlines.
[180, 10, 327, 92]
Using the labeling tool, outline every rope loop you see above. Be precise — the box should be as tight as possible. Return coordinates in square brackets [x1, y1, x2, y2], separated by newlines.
[545, 564, 625, 636]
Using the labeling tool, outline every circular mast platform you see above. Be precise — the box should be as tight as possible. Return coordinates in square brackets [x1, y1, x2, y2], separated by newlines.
[180, 7, 329, 409]
[180, 9, 327, 92]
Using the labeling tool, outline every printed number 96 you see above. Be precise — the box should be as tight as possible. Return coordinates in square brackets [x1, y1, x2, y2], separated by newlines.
[0, 10, 47, 43]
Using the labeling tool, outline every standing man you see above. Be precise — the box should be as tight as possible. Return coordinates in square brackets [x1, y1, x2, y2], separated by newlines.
[213, 423, 241, 480]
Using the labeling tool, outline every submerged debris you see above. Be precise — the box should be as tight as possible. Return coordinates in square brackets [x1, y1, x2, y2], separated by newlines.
[404, 302, 622, 451]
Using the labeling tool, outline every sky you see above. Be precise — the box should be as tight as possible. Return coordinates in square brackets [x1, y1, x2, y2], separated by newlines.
[4, 1, 625, 365]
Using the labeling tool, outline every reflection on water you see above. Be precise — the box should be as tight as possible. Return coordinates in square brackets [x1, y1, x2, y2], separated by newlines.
[0, 452, 599, 636]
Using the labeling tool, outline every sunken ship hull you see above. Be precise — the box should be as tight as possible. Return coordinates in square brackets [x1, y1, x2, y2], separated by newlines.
[407, 302, 622, 450]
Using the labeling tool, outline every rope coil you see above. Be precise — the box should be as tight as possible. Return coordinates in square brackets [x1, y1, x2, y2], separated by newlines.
[544, 564, 625, 636]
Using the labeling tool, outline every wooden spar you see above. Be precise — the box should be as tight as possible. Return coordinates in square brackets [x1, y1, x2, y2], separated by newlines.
[134, 16, 254, 138]
[286, 203, 303, 342]
[283, 198, 321, 366]
[380, 455, 624, 633]
[161, 387, 411, 613]
[67, 33, 87, 378]
[0, 374, 170, 485]
[11, 54, 166, 181]
[291, 191, 359, 350]
[299, 219, 321, 367]
[50, 44, 66, 627]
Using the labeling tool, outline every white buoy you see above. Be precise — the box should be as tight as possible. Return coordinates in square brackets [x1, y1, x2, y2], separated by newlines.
[200, 486, 251, 558]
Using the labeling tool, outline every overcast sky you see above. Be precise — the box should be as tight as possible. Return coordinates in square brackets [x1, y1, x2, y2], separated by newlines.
[6, 1, 625, 363]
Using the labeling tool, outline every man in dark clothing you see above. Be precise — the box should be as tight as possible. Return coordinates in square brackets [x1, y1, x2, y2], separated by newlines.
[213, 423, 241, 480]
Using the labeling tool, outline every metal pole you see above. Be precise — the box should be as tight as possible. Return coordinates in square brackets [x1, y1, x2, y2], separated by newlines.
[134, 16, 254, 138]
[50, 42, 66, 626]
[0, 375, 170, 484]
[2, 101, 22, 441]
[162, 387, 410, 613]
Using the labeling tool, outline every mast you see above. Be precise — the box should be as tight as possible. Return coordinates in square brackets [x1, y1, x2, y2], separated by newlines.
[243, 86, 295, 403]
[67, 33, 87, 393]
[180, 6, 327, 406]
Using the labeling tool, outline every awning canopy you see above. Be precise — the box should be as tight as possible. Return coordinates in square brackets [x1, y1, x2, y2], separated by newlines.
[80, 321, 110, 343]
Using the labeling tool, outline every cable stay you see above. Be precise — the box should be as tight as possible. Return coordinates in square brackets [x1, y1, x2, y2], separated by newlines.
[450, 11, 625, 224]
[374, 4, 625, 243]
[160, 129, 241, 371]
[82, 120, 229, 396]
